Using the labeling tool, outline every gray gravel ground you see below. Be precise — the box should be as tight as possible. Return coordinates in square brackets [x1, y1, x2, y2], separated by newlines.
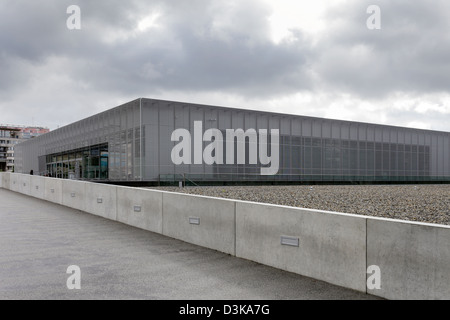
[150, 184, 450, 226]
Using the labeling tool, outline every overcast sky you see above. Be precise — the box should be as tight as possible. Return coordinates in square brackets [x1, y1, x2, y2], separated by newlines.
[1, 0, 449, 132]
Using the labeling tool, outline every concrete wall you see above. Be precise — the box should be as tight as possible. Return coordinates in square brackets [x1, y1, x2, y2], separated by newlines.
[17, 174, 31, 196]
[62, 179, 86, 212]
[44, 178, 63, 205]
[1, 172, 10, 189]
[30, 175, 46, 200]
[0, 173, 5, 188]
[9, 173, 19, 193]
[116, 187, 163, 234]
[162, 192, 236, 255]
[235, 201, 367, 292]
[1, 172, 449, 300]
[85, 182, 118, 221]
[367, 218, 450, 300]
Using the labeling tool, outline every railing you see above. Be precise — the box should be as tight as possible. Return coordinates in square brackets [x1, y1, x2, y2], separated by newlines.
[159, 173, 450, 185]
[159, 173, 199, 187]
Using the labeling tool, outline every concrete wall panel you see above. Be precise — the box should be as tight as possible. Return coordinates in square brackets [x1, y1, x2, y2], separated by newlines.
[85, 183, 118, 221]
[1, 172, 10, 190]
[235, 202, 367, 292]
[367, 218, 450, 300]
[62, 180, 87, 211]
[17, 174, 31, 196]
[162, 193, 236, 255]
[30, 176, 46, 200]
[0, 172, 7, 189]
[3, 172, 10, 190]
[116, 187, 162, 234]
[44, 178, 63, 204]
[9, 173, 19, 193]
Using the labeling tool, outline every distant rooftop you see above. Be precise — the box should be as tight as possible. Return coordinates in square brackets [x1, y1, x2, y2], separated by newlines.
[0, 124, 49, 130]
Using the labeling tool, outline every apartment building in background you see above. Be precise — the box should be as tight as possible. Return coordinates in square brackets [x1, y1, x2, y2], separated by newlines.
[0, 125, 49, 172]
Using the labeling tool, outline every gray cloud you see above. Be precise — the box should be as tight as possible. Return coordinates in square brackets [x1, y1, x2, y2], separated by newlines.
[0, 0, 448, 131]
[75, 0, 314, 96]
[316, 0, 450, 98]
[0, 0, 314, 98]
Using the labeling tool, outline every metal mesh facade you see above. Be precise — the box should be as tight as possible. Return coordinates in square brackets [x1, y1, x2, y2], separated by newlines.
[15, 98, 450, 183]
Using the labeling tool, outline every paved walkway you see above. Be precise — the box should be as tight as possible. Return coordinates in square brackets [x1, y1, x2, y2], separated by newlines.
[0, 188, 379, 300]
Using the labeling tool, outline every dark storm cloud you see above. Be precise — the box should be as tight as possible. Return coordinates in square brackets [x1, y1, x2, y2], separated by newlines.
[74, 0, 314, 97]
[0, 0, 448, 131]
[0, 0, 314, 99]
[3, 0, 449, 100]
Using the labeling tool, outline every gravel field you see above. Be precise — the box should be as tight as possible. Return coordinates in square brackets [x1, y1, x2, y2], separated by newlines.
[150, 184, 450, 226]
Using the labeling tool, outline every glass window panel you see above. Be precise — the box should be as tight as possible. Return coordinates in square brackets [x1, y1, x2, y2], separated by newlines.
[312, 147, 321, 168]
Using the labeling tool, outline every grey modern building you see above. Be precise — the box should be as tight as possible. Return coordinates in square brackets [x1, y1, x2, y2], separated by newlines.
[15, 98, 450, 184]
